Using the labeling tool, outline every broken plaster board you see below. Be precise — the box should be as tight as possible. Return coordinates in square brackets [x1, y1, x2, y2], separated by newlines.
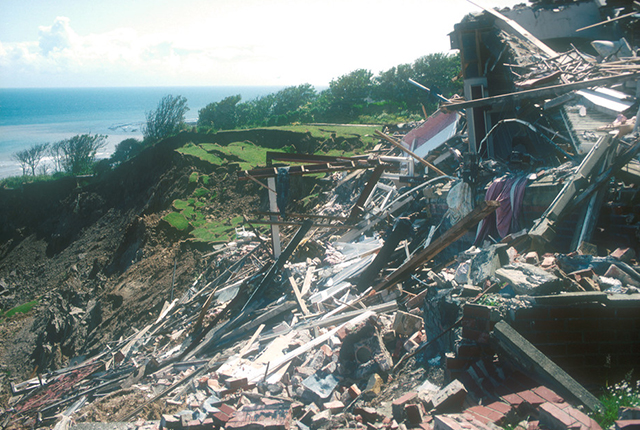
[247, 310, 375, 383]
[576, 88, 635, 115]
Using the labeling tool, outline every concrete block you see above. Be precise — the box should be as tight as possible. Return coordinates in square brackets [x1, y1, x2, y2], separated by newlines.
[620, 407, 640, 420]
[432, 380, 467, 413]
[495, 263, 563, 296]
[323, 400, 344, 413]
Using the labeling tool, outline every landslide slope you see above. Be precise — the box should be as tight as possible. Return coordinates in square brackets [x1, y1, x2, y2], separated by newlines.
[0, 127, 374, 406]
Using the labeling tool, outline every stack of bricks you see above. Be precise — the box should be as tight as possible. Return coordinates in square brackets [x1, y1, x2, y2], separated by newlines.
[446, 304, 497, 381]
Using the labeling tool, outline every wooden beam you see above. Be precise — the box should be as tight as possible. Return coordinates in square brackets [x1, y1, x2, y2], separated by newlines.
[375, 130, 447, 177]
[246, 219, 353, 229]
[373, 200, 500, 291]
[441, 72, 640, 111]
[289, 275, 310, 316]
[347, 164, 385, 221]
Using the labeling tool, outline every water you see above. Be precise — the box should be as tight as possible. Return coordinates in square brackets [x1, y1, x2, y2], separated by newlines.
[0, 86, 285, 179]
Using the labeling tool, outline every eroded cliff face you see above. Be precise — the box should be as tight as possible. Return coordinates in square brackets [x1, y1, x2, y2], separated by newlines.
[0, 127, 361, 406]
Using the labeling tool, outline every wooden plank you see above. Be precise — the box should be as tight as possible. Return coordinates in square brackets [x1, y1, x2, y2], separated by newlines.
[240, 324, 265, 357]
[466, 0, 557, 57]
[375, 130, 447, 177]
[373, 200, 500, 291]
[441, 72, 640, 111]
[348, 164, 386, 221]
[300, 265, 315, 297]
[289, 276, 310, 316]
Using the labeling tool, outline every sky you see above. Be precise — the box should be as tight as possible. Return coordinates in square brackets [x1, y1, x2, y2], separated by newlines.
[0, 0, 524, 88]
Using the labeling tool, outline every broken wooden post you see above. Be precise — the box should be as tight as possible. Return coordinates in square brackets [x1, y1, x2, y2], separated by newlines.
[347, 164, 385, 222]
[491, 320, 602, 413]
[356, 217, 412, 292]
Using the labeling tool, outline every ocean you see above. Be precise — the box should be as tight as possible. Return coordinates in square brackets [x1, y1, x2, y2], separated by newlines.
[0, 86, 286, 179]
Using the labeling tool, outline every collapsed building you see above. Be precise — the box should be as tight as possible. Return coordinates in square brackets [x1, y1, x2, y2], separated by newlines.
[3, 1, 640, 429]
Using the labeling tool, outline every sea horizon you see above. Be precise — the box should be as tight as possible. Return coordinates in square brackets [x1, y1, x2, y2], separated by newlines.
[0, 85, 302, 179]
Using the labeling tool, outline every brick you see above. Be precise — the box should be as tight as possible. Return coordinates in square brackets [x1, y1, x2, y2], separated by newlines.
[392, 392, 418, 421]
[323, 400, 344, 413]
[218, 403, 237, 416]
[348, 384, 361, 399]
[610, 247, 636, 264]
[405, 403, 424, 425]
[354, 406, 381, 423]
[532, 386, 564, 404]
[538, 402, 582, 430]
[501, 393, 525, 408]
[432, 380, 467, 413]
[485, 401, 512, 415]
[467, 405, 504, 424]
[517, 390, 545, 407]
[616, 419, 640, 429]
[211, 411, 230, 426]
[224, 377, 248, 390]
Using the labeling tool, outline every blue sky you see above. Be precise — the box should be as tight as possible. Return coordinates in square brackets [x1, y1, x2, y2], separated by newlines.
[0, 0, 523, 88]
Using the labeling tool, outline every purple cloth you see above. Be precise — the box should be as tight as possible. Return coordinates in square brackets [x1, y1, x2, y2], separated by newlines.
[474, 175, 528, 245]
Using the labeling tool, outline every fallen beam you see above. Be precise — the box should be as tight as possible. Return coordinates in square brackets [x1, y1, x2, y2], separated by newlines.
[441, 73, 640, 111]
[348, 164, 386, 221]
[373, 200, 500, 291]
[491, 320, 602, 413]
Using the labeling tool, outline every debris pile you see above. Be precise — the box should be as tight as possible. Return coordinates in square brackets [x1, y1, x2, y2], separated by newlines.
[3, 1, 640, 429]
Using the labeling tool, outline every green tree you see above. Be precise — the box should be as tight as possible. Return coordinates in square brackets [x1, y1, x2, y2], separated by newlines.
[271, 84, 317, 117]
[111, 138, 144, 165]
[143, 95, 189, 142]
[13, 143, 49, 176]
[198, 95, 242, 130]
[410, 53, 462, 110]
[57, 134, 108, 175]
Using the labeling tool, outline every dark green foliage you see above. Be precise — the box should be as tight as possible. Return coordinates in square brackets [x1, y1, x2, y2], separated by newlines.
[57, 134, 108, 175]
[196, 53, 461, 129]
[143, 94, 189, 142]
[198, 95, 242, 130]
[111, 138, 144, 165]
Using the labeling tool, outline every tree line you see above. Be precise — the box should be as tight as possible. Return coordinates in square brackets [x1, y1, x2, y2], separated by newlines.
[11, 52, 460, 179]
[198, 53, 461, 130]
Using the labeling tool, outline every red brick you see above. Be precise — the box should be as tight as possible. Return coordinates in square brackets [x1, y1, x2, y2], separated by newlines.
[225, 377, 248, 390]
[538, 402, 579, 429]
[467, 405, 504, 423]
[615, 419, 640, 429]
[348, 384, 361, 399]
[527, 420, 541, 430]
[517, 390, 545, 407]
[211, 411, 230, 426]
[485, 401, 512, 415]
[218, 403, 236, 416]
[532, 386, 564, 404]
[501, 393, 525, 407]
